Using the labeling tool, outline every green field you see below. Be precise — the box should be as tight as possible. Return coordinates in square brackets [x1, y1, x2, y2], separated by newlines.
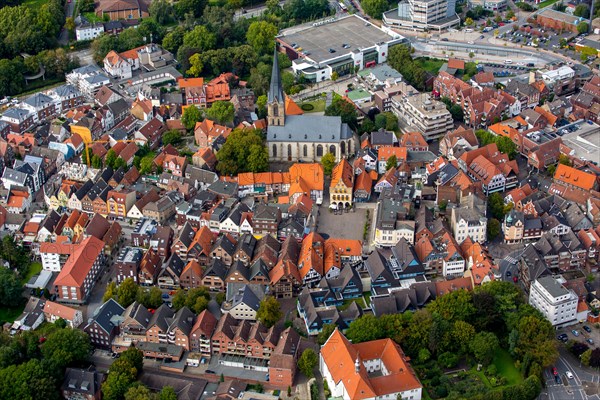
[21, 262, 43, 285]
[298, 99, 326, 113]
[492, 348, 523, 386]
[536, 0, 560, 8]
[23, 0, 48, 8]
[414, 57, 446, 75]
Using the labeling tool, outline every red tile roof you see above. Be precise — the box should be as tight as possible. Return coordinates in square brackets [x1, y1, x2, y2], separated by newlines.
[54, 236, 105, 287]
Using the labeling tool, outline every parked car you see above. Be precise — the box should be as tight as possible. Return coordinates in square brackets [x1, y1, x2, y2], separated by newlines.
[583, 325, 591, 333]
[587, 338, 594, 345]
[566, 371, 574, 379]
[572, 330, 579, 337]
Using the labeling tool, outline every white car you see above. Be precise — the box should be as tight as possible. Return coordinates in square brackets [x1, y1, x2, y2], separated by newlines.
[566, 371, 574, 379]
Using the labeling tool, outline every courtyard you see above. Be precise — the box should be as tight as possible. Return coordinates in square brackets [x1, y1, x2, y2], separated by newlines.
[315, 201, 369, 242]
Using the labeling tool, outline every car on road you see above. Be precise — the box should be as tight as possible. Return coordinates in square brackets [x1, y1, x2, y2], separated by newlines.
[506, 271, 512, 277]
[587, 338, 594, 345]
[161, 293, 170, 299]
[206, 370, 216, 374]
[566, 371, 574, 379]
[583, 325, 591, 333]
[572, 330, 579, 336]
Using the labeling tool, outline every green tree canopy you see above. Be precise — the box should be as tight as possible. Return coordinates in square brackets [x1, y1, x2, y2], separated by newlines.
[206, 101, 235, 125]
[297, 349, 318, 378]
[246, 21, 278, 54]
[320, 152, 336, 176]
[256, 296, 282, 328]
[360, 0, 390, 19]
[470, 331, 499, 365]
[386, 155, 397, 171]
[162, 130, 183, 147]
[41, 328, 92, 369]
[577, 21, 589, 35]
[216, 128, 268, 175]
[325, 98, 358, 130]
[0, 268, 23, 308]
[183, 25, 217, 52]
[181, 106, 203, 131]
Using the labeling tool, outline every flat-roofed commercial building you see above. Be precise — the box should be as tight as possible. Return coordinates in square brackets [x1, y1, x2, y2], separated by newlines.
[277, 15, 407, 82]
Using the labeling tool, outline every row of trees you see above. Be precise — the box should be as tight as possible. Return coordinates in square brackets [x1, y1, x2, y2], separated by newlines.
[0, 322, 92, 399]
[344, 281, 554, 399]
[386, 45, 429, 91]
[103, 278, 165, 309]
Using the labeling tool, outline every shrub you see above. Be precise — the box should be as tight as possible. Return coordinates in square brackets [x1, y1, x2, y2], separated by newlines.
[301, 103, 314, 111]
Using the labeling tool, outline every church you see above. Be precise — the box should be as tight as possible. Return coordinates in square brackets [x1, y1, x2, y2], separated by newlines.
[266, 50, 356, 163]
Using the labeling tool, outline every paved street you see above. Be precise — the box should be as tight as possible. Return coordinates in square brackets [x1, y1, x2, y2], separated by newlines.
[541, 347, 600, 400]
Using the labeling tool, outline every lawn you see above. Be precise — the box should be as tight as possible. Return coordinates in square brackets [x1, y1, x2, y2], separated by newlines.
[492, 348, 523, 386]
[363, 292, 371, 307]
[0, 303, 25, 324]
[536, 0, 560, 8]
[298, 99, 326, 113]
[23, 0, 47, 8]
[414, 57, 446, 75]
[83, 12, 104, 23]
[21, 262, 43, 285]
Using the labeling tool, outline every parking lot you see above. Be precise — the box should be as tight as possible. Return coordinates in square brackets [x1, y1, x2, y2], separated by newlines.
[556, 321, 600, 348]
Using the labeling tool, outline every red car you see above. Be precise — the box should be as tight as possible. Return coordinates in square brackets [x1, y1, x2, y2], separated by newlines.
[499, 22, 505, 26]
[552, 367, 558, 376]
[169, 290, 177, 295]
[513, 276, 518, 283]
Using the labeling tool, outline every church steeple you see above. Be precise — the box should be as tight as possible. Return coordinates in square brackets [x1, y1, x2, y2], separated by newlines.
[267, 47, 285, 126]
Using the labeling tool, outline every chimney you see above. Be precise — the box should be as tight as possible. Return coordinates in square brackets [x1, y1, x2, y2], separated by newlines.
[355, 356, 360, 374]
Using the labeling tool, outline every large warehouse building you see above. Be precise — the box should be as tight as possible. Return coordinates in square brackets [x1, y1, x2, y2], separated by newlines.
[276, 15, 408, 82]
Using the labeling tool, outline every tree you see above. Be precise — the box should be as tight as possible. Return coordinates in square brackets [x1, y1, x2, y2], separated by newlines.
[488, 192, 505, 220]
[281, 71, 295, 93]
[181, 106, 203, 130]
[160, 387, 178, 400]
[138, 19, 165, 43]
[187, 53, 204, 77]
[465, 17, 474, 26]
[331, 71, 339, 81]
[116, 278, 140, 308]
[297, 349, 318, 378]
[149, 0, 174, 24]
[102, 357, 139, 400]
[346, 314, 385, 343]
[216, 129, 268, 175]
[206, 101, 235, 125]
[506, 10, 515, 19]
[246, 21, 278, 54]
[0, 58, 25, 96]
[139, 156, 156, 175]
[183, 25, 216, 52]
[427, 289, 474, 323]
[248, 62, 271, 96]
[124, 384, 155, 400]
[256, 296, 282, 328]
[162, 26, 186, 54]
[256, 95, 268, 119]
[361, 0, 389, 19]
[105, 149, 118, 169]
[577, 21, 589, 35]
[469, 52, 475, 59]
[118, 28, 145, 52]
[317, 323, 336, 345]
[581, 349, 592, 367]
[470, 331, 499, 365]
[511, 315, 558, 371]
[590, 348, 600, 368]
[386, 155, 397, 171]
[41, 328, 92, 369]
[558, 154, 572, 166]
[103, 282, 117, 303]
[574, 4, 590, 18]
[325, 98, 358, 129]
[0, 359, 60, 400]
[0, 268, 23, 308]
[136, 286, 163, 309]
[452, 320, 476, 354]
[174, 0, 206, 18]
[321, 152, 336, 176]
[162, 130, 182, 147]
[487, 218, 501, 241]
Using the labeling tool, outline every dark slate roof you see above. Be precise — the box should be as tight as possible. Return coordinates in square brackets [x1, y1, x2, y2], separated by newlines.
[167, 306, 195, 336]
[268, 48, 284, 103]
[267, 115, 353, 143]
[204, 258, 228, 280]
[89, 299, 125, 334]
[62, 368, 104, 397]
[148, 304, 174, 332]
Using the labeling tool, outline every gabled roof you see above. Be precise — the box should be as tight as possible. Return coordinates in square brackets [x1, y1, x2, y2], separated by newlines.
[55, 236, 105, 288]
[554, 164, 597, 191]
[330, 159, 353, 189]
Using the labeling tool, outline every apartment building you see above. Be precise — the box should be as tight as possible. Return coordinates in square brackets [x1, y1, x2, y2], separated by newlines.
[529, 276, 578, 327]
[393, 93, 454, 141]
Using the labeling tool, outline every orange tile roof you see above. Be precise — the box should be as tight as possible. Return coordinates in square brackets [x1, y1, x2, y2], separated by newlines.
[119, 45, 145, 61]
[182, 259, 204, 278]
[289, 163, 324, 197]
[554, 164, 597, 191]
[434, 277, 473, 295]
[178, 77, 205, 88]
[321, 329, 421, 400]
[23, 221, 39, 235]
[43, 300, 78, 321]
[298, 232, 325, 279]
[400, 131, 427, 148]
[534, 106, 558, 127]
[54, 236, 105, 287]
[578, 301, 589, 313]
[447, 58, 465, 70]
[354, 170, 373, 194]
[324, 238, 362, 274]
[378, 146, 407, 161]
[39, 241, 76, 255]
[285, 97, 304, 115]
[330, 159, 353, 189]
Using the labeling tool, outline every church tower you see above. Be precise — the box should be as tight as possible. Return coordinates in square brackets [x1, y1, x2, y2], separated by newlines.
[267, 48, 285, 126]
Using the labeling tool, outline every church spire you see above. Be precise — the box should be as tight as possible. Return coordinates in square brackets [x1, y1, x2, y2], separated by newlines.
[268, 47, 284, 103]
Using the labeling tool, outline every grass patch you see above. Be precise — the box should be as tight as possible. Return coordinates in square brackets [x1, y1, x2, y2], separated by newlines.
[414, 57, 446, 75]
[363, 292, 371, 307]
[0, 303, 25, 324]
[298, 99, 325, 113]
[492, 348, 523, 386]
[536, 0, 559, 8]
[83, 12, 104, 23]
[22, 262, 43, 285]
[17, 79, 64, 99]
[23, 0, 47, 8]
